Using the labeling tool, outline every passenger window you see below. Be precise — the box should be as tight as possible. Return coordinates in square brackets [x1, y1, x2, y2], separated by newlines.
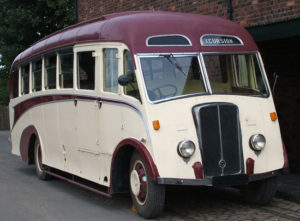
[123, 50, 140, 100]
[45, 54, 57, 89]
[32, 60, 42, 92]
[77, 51, 95, 90]
[59, 50, 73, 88]
[103, 48, 118, 93]
[12, 69, 19, 98]
[21, 64, 29, 95]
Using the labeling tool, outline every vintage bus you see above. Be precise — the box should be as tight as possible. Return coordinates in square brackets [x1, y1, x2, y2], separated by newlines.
[9, 11, 288, 218]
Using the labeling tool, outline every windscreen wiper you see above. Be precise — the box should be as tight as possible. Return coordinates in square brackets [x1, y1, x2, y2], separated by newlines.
[160, 54, 188, 76]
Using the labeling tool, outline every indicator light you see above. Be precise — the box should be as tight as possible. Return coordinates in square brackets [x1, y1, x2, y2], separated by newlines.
[270, 112, 277, 121]
[152, 120, 160, 130]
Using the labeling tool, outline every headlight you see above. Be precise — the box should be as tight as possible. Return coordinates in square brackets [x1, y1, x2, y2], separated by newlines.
[178, 140, 195, 158]
[249, 134, 266, 151]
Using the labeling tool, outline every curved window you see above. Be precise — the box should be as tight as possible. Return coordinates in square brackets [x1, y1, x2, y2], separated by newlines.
[21, 64, 29, 95]
[12, 69, 19, 98]
[147, 35, 191, 46]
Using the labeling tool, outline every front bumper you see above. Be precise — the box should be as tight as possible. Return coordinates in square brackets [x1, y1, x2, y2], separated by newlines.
[157, 168, 288, 188]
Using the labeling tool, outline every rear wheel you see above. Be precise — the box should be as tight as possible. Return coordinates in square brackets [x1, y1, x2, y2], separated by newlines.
[34, 139, 51, 180]
[129, 151, 165, 219]
[241, 177, 277, 205]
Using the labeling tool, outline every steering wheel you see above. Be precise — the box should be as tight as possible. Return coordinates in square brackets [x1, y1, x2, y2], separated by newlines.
[150, 84, 178, 100]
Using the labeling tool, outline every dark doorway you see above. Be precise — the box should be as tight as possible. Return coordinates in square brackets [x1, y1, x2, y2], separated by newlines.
[257, 36, 300, 173]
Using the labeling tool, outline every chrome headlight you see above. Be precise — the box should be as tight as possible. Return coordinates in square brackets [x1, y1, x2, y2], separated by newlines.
[249, 134, 266, 151]
[178, 140, 195, 158]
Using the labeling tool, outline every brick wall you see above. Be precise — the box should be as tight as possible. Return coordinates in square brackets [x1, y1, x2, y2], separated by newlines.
[78, 0, 300, 27]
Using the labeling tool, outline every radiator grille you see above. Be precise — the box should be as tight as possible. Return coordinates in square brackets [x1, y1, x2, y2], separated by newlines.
[193, 103, 243, 177]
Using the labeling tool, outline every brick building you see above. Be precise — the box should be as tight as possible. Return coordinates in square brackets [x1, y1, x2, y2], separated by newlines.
[76, 0, 300, 173]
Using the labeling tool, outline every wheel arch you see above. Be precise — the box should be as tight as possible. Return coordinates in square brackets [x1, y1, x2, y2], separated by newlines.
[109, 138, 159, 194]
[20, 125, 40, 164]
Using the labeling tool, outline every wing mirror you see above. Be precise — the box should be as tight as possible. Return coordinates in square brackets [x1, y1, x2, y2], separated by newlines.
[118, 75, 132, 86]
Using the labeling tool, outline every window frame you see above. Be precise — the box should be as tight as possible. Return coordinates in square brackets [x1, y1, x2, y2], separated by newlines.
[123, 49, 141, 102]
[20, 63, 30, 95]
[200, 52, 270, 98]
[76, 50, 96, 90]
[74, 45, 100, 92]
[32, 58, 43, 92]
[102, 48, 120, 94]
[138, 53, 209, 104]
[44, 53, 58, 90]
[59, 49, 74, 89]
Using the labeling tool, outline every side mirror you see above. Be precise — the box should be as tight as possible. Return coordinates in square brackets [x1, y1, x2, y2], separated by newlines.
[118, 75, 131, 86]
[272, 72, 279, 94]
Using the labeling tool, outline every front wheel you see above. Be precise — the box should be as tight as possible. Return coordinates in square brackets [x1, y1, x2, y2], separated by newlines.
[129, 151, 165, 219]
[241, 177, 277, 205]
[34, 139, 51, 180]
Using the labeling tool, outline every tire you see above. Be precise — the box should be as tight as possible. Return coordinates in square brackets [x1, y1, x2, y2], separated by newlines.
[34, 139, 51, 180]
[241, 177, 277, 205]
[129, 151, 165, 219]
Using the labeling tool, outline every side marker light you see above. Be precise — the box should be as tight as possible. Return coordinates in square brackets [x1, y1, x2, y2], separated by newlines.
[152, 120, 160, 130]
[270, 112, 277, 121]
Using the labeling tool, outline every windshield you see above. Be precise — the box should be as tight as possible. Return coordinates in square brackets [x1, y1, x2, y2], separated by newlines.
[140, 55, 206, 102]
[203, 54, 268, 96]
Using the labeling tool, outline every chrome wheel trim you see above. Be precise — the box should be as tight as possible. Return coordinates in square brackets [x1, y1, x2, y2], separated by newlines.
[35, 143, 43, 172]
[131, 160, 148, 206]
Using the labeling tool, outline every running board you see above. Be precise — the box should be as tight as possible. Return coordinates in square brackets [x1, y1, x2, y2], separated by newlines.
[45, 169, 112, 198]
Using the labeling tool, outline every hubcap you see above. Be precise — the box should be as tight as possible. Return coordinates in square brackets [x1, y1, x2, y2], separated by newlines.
[130, 160, 148, 205]
[130, 170, 140, 196]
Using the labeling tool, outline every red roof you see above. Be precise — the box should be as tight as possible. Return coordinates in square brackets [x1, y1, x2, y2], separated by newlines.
[11, 11, 258, 69]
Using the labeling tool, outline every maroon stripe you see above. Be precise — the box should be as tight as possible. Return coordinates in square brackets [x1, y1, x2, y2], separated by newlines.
[13, 94, 139, 127]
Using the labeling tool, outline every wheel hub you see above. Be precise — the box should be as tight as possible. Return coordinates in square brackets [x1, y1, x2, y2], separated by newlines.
[130, 161, 148, 205]
[130, 170, 140, 196]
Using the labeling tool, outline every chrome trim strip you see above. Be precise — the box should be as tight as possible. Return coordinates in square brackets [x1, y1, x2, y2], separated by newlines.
[199, 53, 212, 94]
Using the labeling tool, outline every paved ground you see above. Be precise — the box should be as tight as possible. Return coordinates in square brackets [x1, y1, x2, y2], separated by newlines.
[1, 130, 300, 220]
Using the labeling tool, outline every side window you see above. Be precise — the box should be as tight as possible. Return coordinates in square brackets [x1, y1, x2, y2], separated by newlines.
[59, 50, 73, 88]
[21, 64, 29, 95]
[123, 50, 140, 100]
[44, 54, 57, 89]
[12, 69, 19, 98]
[103, 48, 118, 93]
[32, 59, 42, 92]
[77, 51, 95, 90]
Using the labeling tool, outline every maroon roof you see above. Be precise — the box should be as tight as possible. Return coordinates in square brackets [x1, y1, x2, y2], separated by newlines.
[11, 11, 258, 69]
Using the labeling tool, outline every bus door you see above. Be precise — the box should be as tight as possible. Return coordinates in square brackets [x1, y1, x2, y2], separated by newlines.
[72, 46, 101, 183]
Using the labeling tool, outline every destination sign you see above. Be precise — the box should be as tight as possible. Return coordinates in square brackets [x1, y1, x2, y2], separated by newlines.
[201, 35, 243, 46]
